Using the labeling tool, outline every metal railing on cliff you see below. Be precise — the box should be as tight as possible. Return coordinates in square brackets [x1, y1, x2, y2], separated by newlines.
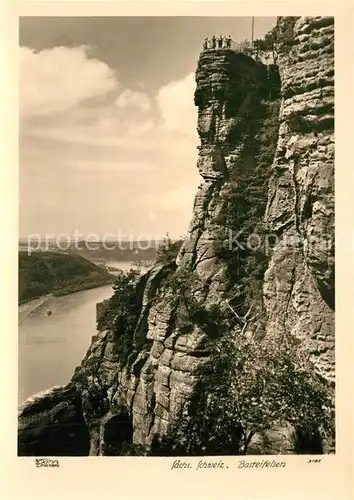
[201, 35, 277, 67]
[202, 36, 252, 55]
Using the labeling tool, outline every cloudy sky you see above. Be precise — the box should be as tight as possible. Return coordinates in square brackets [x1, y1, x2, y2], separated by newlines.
[20, 16, 276, 240]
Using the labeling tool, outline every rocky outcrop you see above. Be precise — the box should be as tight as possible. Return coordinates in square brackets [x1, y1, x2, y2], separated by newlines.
[263, 16, 334, 384]
[18, 16, 334, 456]
[69, 49, 274, 454]
[18, 385, 90, 456]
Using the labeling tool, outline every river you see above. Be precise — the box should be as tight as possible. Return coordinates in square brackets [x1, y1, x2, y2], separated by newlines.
[18, 260, 153, 405]
[18, 283, 115, 405]
[18, 261, 154, 405]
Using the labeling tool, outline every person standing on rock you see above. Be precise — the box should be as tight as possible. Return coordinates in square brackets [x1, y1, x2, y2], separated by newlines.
[226, 35, 232, 48]
[211, 35, 216, 48]
[203, 38, 208, 50]
[218, 35, 223, 48]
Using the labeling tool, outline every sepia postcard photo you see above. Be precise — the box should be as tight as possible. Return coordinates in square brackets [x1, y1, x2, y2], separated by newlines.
[1, 3, 353, 500]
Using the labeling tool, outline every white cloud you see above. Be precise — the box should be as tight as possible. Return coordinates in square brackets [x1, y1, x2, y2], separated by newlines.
[20, 46, 118, 118]
[20, 47, 198, 152]
[115, 89, 151, 113]
[157, 72, 197, 136]
[20, 46, 201, 237]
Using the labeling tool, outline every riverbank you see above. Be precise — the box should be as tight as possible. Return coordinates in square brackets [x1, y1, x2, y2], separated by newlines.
[18, 283, 115, 405]
[19, 277, 116, 305]
[19, 251, 116, 304]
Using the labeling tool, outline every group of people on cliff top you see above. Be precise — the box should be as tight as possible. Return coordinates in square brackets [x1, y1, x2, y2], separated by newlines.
[203, 35, 232, 50]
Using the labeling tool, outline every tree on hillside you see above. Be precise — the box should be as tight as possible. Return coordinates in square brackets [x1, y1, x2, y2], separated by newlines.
[253, 27, 278, 64]
[155, 233, 183, 264]
[234, 39, 252, 55]
[152, 326, 333, 456]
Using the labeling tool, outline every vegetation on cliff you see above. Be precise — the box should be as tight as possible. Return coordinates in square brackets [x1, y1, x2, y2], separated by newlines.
[155, 235, 183, 265]
[19, 251, 115, 303]
[215, 81, 281, 316]
[149, 267, 333, 456]
[89, 259, 334, 456]
[152, 329, 333, 455]
[96, 269, 143, 363]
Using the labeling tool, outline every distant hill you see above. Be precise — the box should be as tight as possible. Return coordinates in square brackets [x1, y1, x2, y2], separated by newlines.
[19, 251, 116, 303]
[18, 241, 159, 263]
[72, 243, 157, 263]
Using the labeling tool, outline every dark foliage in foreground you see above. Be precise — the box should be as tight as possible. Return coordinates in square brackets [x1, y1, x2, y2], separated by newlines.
[151, 330, 334, 456]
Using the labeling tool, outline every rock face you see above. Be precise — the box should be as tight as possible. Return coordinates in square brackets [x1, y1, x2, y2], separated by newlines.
[18, 17, 334, 456]
[18, 386, 90, 456]
[263, 16, 335, 384]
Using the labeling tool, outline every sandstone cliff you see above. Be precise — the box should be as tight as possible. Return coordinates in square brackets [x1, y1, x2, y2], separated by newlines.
[18, 16, 335, 456]
[264, 16, 334, 384]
